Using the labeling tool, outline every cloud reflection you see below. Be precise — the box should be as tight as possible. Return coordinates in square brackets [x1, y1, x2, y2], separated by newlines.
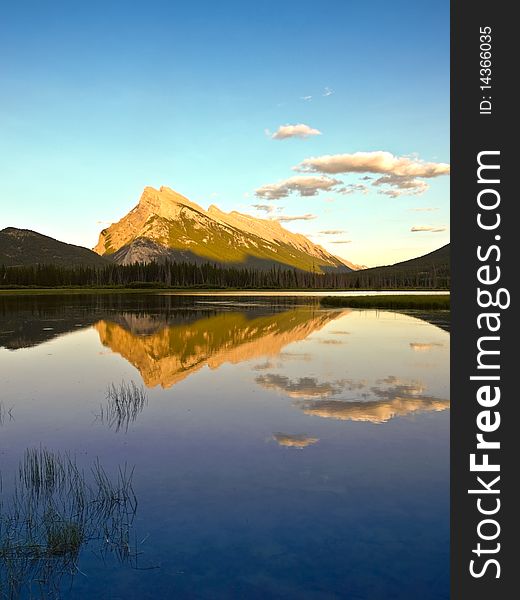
[272, 433, 320, 448]
[295, 397, 450, 424]
[258, 371, 449, 424]
[409, 342, 445, 352]
[256, 374, 343, 399]
[290, 374, 449, 423]
[252, 361, 278, 371]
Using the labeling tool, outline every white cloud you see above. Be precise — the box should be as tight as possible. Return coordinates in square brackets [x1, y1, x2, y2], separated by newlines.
[255, 175, 341, 199]
[374, 177, 429, 197]
[323, 87, 334, 97]
[337, 183, 369, 195]
[410, 225, 447, 233]
[329, 239, 352, 244]
[273, 213, 317, 222]
[256, 151, 449, 201]
[271, 123, 322, 140]
[300, 95, 313, 102]
[295, 150, 450, 197]
[295, 151, 450, 178]
[319, 229, 346, 235]
[252, 203, 275, 214]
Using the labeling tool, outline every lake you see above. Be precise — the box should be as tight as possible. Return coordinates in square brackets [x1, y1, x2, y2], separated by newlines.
[0, 293, 449, 599]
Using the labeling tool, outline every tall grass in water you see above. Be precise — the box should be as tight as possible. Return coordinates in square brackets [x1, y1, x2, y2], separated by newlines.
[0, 447, 138, 599]
[320, 294, 450, 310]
[0, 401, 14, 426]
[100, 381, 148, 433]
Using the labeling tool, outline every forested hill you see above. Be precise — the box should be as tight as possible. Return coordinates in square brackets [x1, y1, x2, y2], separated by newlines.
[1, 244, 450, 289]
[0, 227, 109, 268]
[344, 244, 450, 289]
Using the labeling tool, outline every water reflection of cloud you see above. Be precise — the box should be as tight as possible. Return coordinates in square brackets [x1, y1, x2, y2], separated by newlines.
[252, 361, 278, 371]
[295, 397, 450, 424]
[272, 433, 319, 448]
[409, 342, 445, 352]
[256, 374, 342, 399]
[371, 382, 426, 399]
[257, 374, 372, 399]
[377, 376, 407, 385]
[343, 380, 369, 391]
[318, 339, 345, 345]
[278, 352, 312, 362]
[276, 374, 451, 424]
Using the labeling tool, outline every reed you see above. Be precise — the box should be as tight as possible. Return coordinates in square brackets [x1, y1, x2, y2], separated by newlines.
[0, 447, 138, 599]
[0, 402, 14, 426]
[100, 381, 148, 433]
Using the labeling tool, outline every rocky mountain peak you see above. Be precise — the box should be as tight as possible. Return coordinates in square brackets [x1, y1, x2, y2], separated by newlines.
[93, 185, 356, 272]
[138, 186, 205, 217]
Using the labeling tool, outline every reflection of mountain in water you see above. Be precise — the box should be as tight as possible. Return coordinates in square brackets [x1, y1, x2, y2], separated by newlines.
[0, 293, 322, 350]
[96, 308, 344, 388]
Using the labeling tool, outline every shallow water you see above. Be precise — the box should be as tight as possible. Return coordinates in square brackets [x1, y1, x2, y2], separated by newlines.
[160, 290, 450, 297]
[0, 294, 449, 599]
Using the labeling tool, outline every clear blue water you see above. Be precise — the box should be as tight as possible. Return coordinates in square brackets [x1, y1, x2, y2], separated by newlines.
[0, 294, 450, 599]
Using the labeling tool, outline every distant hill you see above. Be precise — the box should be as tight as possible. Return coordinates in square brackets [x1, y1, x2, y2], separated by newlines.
[384, 244, 449, 270]
[93, 186, 355, 273]
[0, 227, 109, 268]
[376, 244, 450, 271]
[349, 244, 450, 288]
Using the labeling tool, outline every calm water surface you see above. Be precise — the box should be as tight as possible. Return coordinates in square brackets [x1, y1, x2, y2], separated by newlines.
[0, 294, 449, 599]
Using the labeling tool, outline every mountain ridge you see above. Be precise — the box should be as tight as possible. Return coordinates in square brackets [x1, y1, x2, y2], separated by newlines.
[362, 243, 450, 271]
[349, 243, 450, 288]
[0, 188, 449, 278]
[93, 186, 355, 273]
[0, 227, 109, 268]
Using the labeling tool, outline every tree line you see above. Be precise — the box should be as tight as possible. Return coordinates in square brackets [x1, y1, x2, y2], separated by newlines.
[0, 260, 450, 290]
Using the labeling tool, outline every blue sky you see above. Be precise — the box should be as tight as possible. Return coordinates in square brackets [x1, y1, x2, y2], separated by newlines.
[0, 0, 449, 266]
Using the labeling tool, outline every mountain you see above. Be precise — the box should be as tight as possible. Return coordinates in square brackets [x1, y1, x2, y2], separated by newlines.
[380, 244, 450, 270]
[349, 244, 450, 288]
[93, 186, 354, 272]
[0, 227, 109, 268]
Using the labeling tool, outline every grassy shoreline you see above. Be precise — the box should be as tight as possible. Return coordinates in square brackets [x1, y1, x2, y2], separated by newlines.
[320, 294, 450, 310]
[0, 287, 450, 297]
